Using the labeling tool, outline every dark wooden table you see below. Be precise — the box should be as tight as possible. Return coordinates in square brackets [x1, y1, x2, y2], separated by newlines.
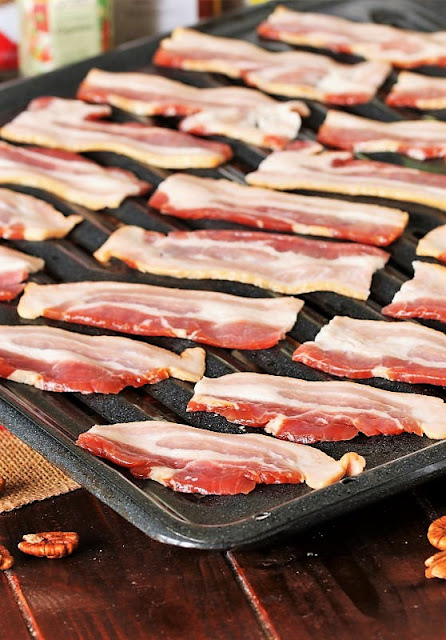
[1, 475, 445, 640]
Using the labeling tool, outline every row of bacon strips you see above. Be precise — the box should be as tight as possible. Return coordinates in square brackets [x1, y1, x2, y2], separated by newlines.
[153, 20, 446, 110]
[257, 6, 446, 107]
[0, 115, 373, 494]
[79, 13, 446, 490]
[1, 11, 446, 495]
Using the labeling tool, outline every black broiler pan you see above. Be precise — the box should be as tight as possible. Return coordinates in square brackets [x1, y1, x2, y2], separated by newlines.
[0, 0, 445, 549]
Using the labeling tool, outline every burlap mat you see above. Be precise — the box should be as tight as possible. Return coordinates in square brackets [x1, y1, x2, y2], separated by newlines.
[0, 429, 80, 513]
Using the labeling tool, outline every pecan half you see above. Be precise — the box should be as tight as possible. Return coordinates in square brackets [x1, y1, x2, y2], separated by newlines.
[0, 544, 14, 570]
[427, 515, 446, 551]
[18, 531, 79, 559]
[425, 550, 446, 580]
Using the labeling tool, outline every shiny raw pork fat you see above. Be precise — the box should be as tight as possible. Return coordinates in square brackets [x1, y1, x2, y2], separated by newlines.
[382, 261, 446, 322]
[188, 372, 446, 441]
[149, 173, 407, 246]
[0, 325, 205, 393]
[293, 316, 446, 386]
[77, 420, 366, 493]
[257, 6, 446, 68]
[153, 28, 390, 105]
[78, 68, 308, 149]
[17, 280, 303, 350]
[93, 226, 388, 300]
[1, 97, 232, 169]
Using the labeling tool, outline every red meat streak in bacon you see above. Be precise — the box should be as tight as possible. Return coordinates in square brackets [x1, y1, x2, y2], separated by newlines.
[0, 246, 43, 301]
[317, 110, 446, 160]
[187, 372, 446, 441]
[149, 173, 407, 246]
[153, 28, 390, 105]
[417, 225, 446, 264]
[293, 316, 446, 386]
[246, 143, 446, 212]
[77, 420, 366, 493]
[0, 325, 205, 394]
[77, 69, 308, 150]
[382, 261, 446, 322]
[386, 72, 446, 110]
[257, 6, 446, 68]
[1, 98, 232, 169]
[17, 281, 302, 350]
[93, 226, 388, 299]
[0, 141, 149, 209]
[0, 188, 81, 241]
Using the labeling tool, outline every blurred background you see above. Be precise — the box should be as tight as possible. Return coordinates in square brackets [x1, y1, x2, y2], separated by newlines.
[0, 0, 271, 80]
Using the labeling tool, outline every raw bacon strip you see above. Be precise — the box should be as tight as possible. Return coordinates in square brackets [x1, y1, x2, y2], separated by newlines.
[77, 420, 366, 493]
[246, 142, 446, 212]
[386, 72, 446, 110]
[0, 188, 81, 240]
[94, 226, 388, 300]
[0, 325, 205, 394]
[318, 110, 446, 161]
[382, 261, 446, 322]
[153, 28, 390, 105]
[1, 97, 232, 170]
[17, 281, 303, 350]
[257, 6, 446, 69]
[77, 69, 309, 150]
[0, 245, 43, 300]
[0, 141, 149, 210]
[417, 224, 446, 263]
[293, 316, 446, 386]
[149, 173, 408, 246]
[188, 372, 446, 441]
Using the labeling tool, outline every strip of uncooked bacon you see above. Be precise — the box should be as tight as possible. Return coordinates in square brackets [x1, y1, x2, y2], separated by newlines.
[77, 69, 308, 149]
[0, 188, 81, 240]
[149, 173, 407, 246]
[318, 110, 446, 161]
[293, 316, 446, 386]
[417, 225, 446, 263]
[153, 28, 390, 105]
[382, 261, 446, 323]
[257, 6, 446, 69]
[17, 281, 303, 350]
[1, 97, 232, 169]
[246, 142, 446, 211]
[386, 72, 446, 110]
[0, 245, 43, 301]
[0, 141, 148, 210]
[0, 325, 205, 393]
[94, 226, 388, 299]
[188, 372, 446, 441]
[77, 420, 365, 493]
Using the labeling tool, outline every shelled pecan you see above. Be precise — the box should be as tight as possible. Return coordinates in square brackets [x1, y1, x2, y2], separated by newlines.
[425, 550, 446, 580]
[427, 516, 446, 551]
[0, 544, 14, 570]
[18, 531, 79, 559]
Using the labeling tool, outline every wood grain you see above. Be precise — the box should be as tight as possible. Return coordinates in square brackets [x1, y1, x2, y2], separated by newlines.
[0, 490, 263, 640]
[229, 477, 446, 640]
[0, 572, 31, 640]
[0, 480, 445, 640]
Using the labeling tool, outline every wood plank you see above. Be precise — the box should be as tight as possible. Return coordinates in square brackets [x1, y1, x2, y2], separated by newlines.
[0, 572, 32, 640]
[0, 490, 264, 640]
[229, 478, 446, 640]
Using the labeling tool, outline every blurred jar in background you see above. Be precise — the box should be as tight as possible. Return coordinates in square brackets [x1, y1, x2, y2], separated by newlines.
[199, 0, 271, 17]
[113, 0, 198, 46]
[113, 0, 273, 45]
[19, 0, 112, 76]
[0, 0, 18, 79]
